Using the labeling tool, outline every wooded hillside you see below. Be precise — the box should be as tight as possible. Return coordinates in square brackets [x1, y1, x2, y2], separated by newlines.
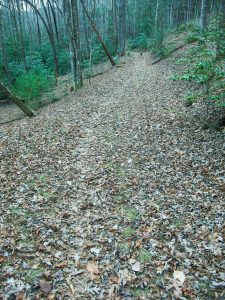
[0, 0, 224, 114]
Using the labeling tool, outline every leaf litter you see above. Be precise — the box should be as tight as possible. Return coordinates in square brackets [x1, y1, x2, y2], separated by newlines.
[0, 53, 224, 299]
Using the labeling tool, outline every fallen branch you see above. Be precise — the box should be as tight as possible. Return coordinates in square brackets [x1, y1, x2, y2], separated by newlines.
[0, 115, 25, 126]
[152, 44, 187, 65]
[84, 70, 110, 79]
[0, 81, 35, 117]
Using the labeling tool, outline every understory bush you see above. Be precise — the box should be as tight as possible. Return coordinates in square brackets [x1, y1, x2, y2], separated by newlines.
[14, 66, 54, 109]
[172, 17, 225, 126]
[128, 33, 149, 51]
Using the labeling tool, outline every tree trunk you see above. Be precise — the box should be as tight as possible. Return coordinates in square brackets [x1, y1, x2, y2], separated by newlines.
[112, 0, 118, 51]
[200, 0, 208, 32]
[80, 0, 116, 66]
[155, 0, 159, 32]
[118, 0, 126, 56]
[63, 0, 83, 89]
[0, 81, 34, 117]
[16, 0, 28, 71]
[0, 8, 11, 81]
[71, 0, 83, 89]
[216, 0, 225, 58]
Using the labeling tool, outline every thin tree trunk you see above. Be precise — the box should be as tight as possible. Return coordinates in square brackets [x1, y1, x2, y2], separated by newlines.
[0, 8, 11, 81]
[112, 0, 118, 51]
[155, 0, 159, 32]
[63, 0, 83, 89]
[71, 0, 83, 88]
[200, 0, 208, 32]
[118, 0, 126, 56]
[133, 0, 136, 37]
[80, 0, 116, 66]
[16, 0, 28, 71]
[36, 12, 41, 47]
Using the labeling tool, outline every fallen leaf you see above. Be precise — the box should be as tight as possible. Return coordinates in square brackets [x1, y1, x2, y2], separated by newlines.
[39, 280, 52, 295]
[47, 294, 55, 300]
[108, 285, 116, 298]
[86, 262, 100, 275]
[55, 261, 68, 269]
[132, 261, 141, 272]
[109, 275, 119, 284]
[0, 257, 5, 264]
[66, 278, 75, 295]
[16, 292, 25, 300]
[173, 270, 186, 285]
[173, 270, 186, 297]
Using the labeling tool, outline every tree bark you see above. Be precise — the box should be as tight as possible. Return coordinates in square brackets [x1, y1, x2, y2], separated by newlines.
[16, 0, 28, 71]
[118, 0, 126, 56]
[71, 0, 83, 88]
[63, 0, 83, 89]
[0, 7, 11, 81]
[0, 81, 34, 117]
[200, 0, 208, 32]
[112, 0, 118, 51]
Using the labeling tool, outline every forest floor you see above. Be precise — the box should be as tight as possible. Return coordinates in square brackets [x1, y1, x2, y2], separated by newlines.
[0, 52, 224, 300]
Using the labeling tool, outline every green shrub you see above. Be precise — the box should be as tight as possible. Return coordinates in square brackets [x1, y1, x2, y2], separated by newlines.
[14, 67, 54, 109]
[58, 49, 70, 75]
[185, 92, 198, 106]
[128, 33, 149, 50]
[173, 21, 225, 113]
[186, 33, 199, 44]
[176, 23, 199, 34]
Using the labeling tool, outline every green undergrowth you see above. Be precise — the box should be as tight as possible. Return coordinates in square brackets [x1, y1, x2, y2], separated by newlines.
[167, 19, 225, 128]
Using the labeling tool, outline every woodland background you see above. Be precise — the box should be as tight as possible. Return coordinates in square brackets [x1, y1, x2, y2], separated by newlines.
[0, 0, 224, 121]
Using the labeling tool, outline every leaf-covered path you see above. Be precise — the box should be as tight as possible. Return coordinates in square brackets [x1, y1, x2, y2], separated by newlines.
[0, 53, 224, 299]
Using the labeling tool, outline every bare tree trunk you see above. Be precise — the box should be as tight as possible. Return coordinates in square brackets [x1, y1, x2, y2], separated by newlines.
[36, 12, 42, 47]
[0, 81, 34, 117]
[48, 0, 59, 44]
[71, 0, 83, 88]
[80, 0, 116, 66]
[112, 0, 118, 51]
[216, 0, 225, 58]
[118, 0, 126, 56]
[155, 0, 159, 32]
[63, 0, 76, 85]
[16, 0, 28, 71]
[0, 8, 11, 81]
[133, 0, 136, 37]
[63, 0, 83, 89]
[200, 0, 208, 32]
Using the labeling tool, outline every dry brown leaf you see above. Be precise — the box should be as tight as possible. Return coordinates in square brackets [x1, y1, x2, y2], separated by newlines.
[134, 238, 142, 249]
[16, 293, 25, 300]
[0, 257, 5, 264]
[39, 280, 52, 295]
[86, 262, 100, 275]
[109, 275, 119, 284]
[55, 261, 68, 269]
[47, 294, 56, 300]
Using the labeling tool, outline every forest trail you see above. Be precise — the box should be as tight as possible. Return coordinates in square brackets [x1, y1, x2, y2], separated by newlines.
[0, 53, 224, 299]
